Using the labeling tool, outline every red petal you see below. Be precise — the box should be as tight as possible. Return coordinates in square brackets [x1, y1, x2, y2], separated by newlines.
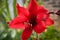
[16, 3, 29, 17]
[9, 16, 28, 29]
[45, 18, 54, 26]
[28, 0, 39, 15]
[38, 6, 48, 13]
[9, 23, 25, 29]
[33, 21, 46, 33]
[22, 27, 32, 40]
[37, 13, 49, 23]
[36, 6, 48, 21]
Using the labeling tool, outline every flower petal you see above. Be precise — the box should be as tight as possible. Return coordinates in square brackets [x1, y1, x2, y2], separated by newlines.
[33, 21, 46, 33]
[36, 6, 48, 23]
[9, 16, 28, 29]
[45, 18, 54, 26]
[22, 27, 32, 40]
[38, 6, 48, 13]
[9, 23, 25, 29]
[37, 13, 49, 23]
[16, 3, 30, 17]
[28, 0, 39, 15]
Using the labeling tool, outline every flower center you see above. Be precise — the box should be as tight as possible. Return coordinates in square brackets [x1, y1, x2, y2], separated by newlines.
[24, 15, 37, 27]
[29, 15, 37, 26]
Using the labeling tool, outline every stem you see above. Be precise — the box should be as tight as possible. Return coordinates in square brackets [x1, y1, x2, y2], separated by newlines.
[33, 31, 36, 38]
[37, 34, 40, 40]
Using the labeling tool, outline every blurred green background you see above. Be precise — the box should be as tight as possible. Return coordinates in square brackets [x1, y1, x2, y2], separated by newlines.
[0, 0, 60, 40]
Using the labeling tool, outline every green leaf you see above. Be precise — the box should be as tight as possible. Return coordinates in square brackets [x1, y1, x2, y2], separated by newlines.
[0, 15, 8, 29]
[41, 26, 60, 40]
[13, 0, 17, 17]
[5, 0, 11, 20]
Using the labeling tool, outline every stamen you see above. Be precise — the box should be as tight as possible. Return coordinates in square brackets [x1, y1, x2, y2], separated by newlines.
[24, 21, 32, 27]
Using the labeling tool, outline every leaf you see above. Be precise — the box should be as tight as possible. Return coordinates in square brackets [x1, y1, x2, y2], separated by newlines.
[0, 14, 8, 29]
[13, 0, 17, 17]
[5, 0, 11, 20]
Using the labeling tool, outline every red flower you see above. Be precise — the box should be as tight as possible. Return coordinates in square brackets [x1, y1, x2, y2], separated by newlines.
[9, 0, 54, 40]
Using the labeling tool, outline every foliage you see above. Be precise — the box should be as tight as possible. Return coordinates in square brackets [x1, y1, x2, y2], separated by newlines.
[41, 26, 60, 40]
